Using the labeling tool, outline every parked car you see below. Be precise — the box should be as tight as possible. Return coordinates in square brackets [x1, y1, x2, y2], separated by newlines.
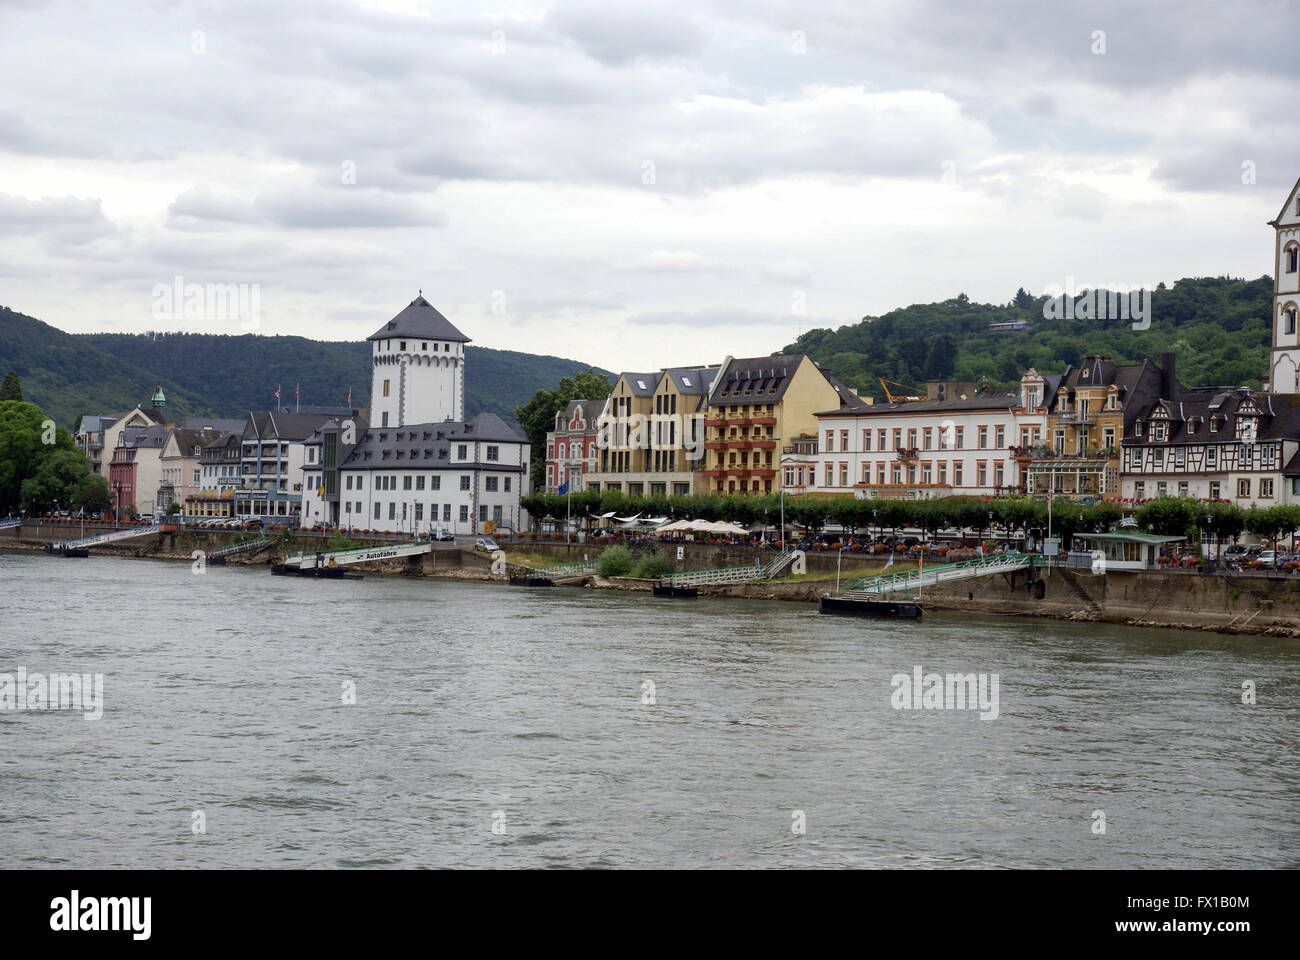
[1258, 550, 1279, 567]
[433, 528, 454, 541]
[474, 537, 500, 552]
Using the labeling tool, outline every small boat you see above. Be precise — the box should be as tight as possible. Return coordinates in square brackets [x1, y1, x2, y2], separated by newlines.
[653, 584, 698, 598]
[819, 595, 922, 618]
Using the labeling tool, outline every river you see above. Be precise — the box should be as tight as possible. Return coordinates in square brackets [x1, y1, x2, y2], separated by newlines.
[2, 550, 1297, 868]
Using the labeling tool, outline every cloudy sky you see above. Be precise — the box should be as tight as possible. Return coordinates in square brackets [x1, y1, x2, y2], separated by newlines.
[2, 0, 1297, 373]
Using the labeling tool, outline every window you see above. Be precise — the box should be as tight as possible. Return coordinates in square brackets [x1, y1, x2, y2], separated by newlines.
[1177, 481, 1189, 497]
[994, 463, 1004, 487]
[457, 445, 467, 459]
[479, 505, 488, 522]
[443, 504, 451, 522]
[978, 426, 988, 449]
[923, 428, 933, 451]
[431, 476, 440, 490]
[840, 462, 848, 487]
[460, 476, 470, 491]
[1261, 478, 1275, 498]
[1206, 447, 1217, 468]
[486, 476, 499, 492]
[825, 430, 834, 453]
[374, 503, 381, 519]
[995, 426, 1005, 449]
[1134, 481, 1145, 499]
[1287, 308, 1297, 336]
[953, 463, 963, 486]
[388, 503, 396, 520]
[1209, 481, 1220, 499]
[459, 505, 469, 522]
[840, 431, 849, 452]
[824, 462, 834, 486]
[414, 503, 423, 520]
[383, 379, 391, 397]
[356, 475, 363, 490]
[403, 476, 412, 490]
[954, 427, 964, 450]
[977, 462, 987, 487]
[399, 341, 406, 351]
[1156, 481, 1167, 497]
[487, 446, 499, 462]
[878, 429, 887, 451]
[382, 412, 389, 427]
[504, 477, 511, 492]
[893, 429, 902, 451]
[862, 430, 871, 451]
[1288, 247, 1299, 273]
[938, 462, 947, 484]
[1238, 478, 1251, 498]
[922, 463, 932, 484]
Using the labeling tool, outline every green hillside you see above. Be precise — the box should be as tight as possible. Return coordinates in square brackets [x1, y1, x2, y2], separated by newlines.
[787, 276, 1274, 399]
[0, 305, 608, 427]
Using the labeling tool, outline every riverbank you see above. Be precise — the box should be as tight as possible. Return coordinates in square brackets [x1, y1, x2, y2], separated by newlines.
[6, 526, 1299, 638]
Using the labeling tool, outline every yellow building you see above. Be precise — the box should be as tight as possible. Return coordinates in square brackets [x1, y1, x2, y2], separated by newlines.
[703, 354, 865, 495]
[586, 364, 719, 497]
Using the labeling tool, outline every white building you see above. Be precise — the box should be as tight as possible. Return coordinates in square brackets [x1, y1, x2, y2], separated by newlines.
[1120, 388, 1300, 508]
[299, 296, 529, 534]
[1267, 174, 1300, 393]
[788, 374, 1054, 498]
[368, 294, 468, 428]
[300, 414, 529, 535]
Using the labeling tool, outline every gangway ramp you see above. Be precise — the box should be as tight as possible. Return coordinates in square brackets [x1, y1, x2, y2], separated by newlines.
[662, 549, 797, 588]
[841, 552, 1032, 598]
[52, 523, 162, 550]
[281, 541, 432, 571]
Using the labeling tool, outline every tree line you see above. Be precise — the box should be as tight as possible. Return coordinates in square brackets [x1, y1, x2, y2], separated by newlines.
[521, 489, 1293, 550]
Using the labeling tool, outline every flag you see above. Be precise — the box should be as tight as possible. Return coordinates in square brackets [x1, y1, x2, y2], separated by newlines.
[274, 386, 281, 399]
[558, 481, 570, 495]
[884, 550, 895, 569]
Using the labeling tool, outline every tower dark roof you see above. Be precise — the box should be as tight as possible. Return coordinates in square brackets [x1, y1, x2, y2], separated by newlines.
[367, 295, 470, 343]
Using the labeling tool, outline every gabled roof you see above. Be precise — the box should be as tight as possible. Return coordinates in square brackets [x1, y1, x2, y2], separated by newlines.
[367, 295, 470, 343]
[662, 364, 719, 395]
[245, 411, 341, 441]
[707, 354, 806, 406]
[619, 372, 662, 397]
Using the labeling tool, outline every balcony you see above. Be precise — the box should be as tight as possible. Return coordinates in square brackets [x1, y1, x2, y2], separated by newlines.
[896, 447, 920, 460]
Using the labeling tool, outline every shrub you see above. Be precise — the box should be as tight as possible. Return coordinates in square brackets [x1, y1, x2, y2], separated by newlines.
[596, 545, 634, 577]
[632, 553, 673, 579]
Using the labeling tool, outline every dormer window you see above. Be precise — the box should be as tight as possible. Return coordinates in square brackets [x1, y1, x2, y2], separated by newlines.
[1152, 422, 1167, 441]
[1210, 418, 1219, 433]
[1135, 420, 1144, 437]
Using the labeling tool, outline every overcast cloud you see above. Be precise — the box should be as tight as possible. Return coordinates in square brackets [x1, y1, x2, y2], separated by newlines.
[0, 0, 1295, 372]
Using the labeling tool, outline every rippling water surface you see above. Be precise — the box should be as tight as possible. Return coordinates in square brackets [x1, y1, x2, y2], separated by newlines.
[2, 551, 1298, 868]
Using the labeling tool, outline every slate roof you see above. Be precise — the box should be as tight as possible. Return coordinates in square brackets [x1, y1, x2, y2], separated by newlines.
[181, 417, 246, 433]
[707, 354, 806, 407]
[245, 411, 341, 442]
[620, 372, 662, 397]
[367, 295, 470, 343]
[338, 413, 528, 471]
[1123, 388, 1300, 446]
[816, 384, 1020, 418]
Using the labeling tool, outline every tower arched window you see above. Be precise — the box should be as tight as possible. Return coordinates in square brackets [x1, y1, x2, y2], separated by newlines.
[1285, 303, 1298, 336]
[1286, 242, 1299, 274]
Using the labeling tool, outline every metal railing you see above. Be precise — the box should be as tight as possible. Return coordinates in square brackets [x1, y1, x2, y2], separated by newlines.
[210, 536, 275, 558]
[53, 524, 162, 549]
[0, 518, 22, 530]
[843, 551, 1032, 597]
[663, 549, 796, 587]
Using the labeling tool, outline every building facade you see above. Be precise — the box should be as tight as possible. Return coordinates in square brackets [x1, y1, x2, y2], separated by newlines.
[703, 354, 861, 495]
[796, 373, 1051, 499]
[545, 399, 600, 494]
[1267, 175, 1300, 394]
[299, 413, 529, 535]
[1120, 388, 1300, 508]
[585, 364, 718, 497]
[1024, 355, 1173, 499]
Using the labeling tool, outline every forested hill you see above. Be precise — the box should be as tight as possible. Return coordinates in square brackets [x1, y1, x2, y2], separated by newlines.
[0, 306, 607, 427]
[786, 276, 1274, 401]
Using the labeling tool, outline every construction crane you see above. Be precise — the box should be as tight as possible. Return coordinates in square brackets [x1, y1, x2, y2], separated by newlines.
[878, 377, 925, 403]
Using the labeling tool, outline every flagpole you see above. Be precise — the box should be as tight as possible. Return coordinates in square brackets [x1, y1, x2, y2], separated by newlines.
[566, 482, 571, 545]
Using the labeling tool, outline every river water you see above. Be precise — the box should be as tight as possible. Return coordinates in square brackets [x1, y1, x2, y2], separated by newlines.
[2, 550, 1298, 869]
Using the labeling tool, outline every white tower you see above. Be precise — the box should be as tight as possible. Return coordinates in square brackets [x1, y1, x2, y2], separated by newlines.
[1268, 176, 1300, 393]
[368, 294, 470, 427]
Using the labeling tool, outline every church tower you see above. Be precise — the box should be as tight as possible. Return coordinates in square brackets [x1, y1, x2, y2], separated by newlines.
[368, 294, 470, 427]
[1267, 175, 1300, 393]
